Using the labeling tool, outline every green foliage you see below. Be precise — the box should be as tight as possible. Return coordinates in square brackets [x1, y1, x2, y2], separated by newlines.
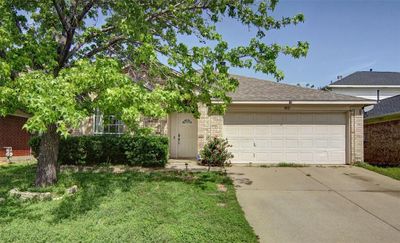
[0, 164, 258, 242]
[356, 162, 400, 180]
[29, 135, 169, 167]
[200, 137, 233, 167]
[0, 0, 308, 135]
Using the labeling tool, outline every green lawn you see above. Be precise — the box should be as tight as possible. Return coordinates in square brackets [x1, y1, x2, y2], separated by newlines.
[357, 162, 400, 181]
[0, 163, 257, 242]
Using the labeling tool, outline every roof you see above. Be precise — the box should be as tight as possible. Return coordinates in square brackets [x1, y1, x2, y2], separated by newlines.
[228, 74, 373, 104]
[330, 71, 400, 86]
[365, 95, 400, 118]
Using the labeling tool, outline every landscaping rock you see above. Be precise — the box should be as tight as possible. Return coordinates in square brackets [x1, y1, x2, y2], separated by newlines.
[217, 184, 227, 192]
[66, 185, 78, 195]
[0, 197, 5, 204]
[9, 188, 52, 201]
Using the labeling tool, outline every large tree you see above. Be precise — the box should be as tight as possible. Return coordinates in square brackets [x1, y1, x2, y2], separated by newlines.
[0, 0, 308, 187]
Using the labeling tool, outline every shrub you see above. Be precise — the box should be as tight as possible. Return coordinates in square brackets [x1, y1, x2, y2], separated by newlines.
[200, 137, 233, 167]
[29, 135, 169, 167]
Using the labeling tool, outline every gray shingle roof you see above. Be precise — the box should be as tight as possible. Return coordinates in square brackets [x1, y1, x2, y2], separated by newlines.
[365, 95, 400, 118]
[330, 71, 400, 86]
[229, 74, 369, 102]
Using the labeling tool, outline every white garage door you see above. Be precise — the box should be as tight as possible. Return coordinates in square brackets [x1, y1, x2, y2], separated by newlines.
[223, 112, 347, 164]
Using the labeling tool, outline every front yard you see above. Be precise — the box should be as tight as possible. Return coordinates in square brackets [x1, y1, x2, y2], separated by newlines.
[0, 163, 257, 242]
[357, 162, 400, 181]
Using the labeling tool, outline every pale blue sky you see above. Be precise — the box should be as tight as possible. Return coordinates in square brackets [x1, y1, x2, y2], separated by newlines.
[89, 0, 400, 87]
[178, 0, 400, 87]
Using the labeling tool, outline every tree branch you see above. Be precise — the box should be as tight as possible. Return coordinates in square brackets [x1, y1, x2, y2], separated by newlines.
[67, 26, 116, 60]
[84, 35, 126, 59]
[53, 0, 70, 31]
[146, 1, 211, 22]
[77, 0, 97, 24]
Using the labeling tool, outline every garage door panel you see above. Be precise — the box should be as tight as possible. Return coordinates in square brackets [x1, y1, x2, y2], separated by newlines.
[329, 151, 346, 163]
[299, 126, 313, 135]
[270, 139, 284, 148]
[255, 152, 285, 163]
[232, 152, 254, 163]
[271, 125, 284, 135]
[285, 126, 299, 136]
[223, 112, 346, 164]
[299, 152, 313, 163]
[329, 126, 345, 135]
[299, 139, 313, 149]
[314, 151, 329, 163]
[253, 126, 270, 137]
[329, 139, 345, 149]
[253, 139, 270, 150]
[286, 139, 299, 149]
[231, 139, 253, 150]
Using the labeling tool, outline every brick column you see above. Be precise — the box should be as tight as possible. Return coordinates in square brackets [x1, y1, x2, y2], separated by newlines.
[350, 108, 364, 163]
[197, 104, 223, 152]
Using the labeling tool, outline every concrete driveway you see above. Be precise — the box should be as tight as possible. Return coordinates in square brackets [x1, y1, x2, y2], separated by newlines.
[228, 166, 400, 243]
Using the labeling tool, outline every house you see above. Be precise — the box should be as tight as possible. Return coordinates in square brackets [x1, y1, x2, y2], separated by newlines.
[329, 70, 400, 101]
[364, 94, 400, 165]
[0, 112, 32, 158]
[80, 75, 374, 165]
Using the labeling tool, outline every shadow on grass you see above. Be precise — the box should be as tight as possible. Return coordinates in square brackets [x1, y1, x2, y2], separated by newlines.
[0, 163, 232, 224]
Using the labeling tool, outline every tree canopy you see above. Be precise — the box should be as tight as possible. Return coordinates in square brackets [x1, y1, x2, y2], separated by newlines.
[0, 0, 308, 186]
[0, 0, 308, 134]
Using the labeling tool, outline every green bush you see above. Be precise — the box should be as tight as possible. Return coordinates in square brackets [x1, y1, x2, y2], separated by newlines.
[200, 137, 233, 167]
[29, 135, 169, 167]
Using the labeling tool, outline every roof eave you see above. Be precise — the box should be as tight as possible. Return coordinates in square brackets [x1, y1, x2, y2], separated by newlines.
[212, 100, 376, 105]
[330, 85, 400, 88]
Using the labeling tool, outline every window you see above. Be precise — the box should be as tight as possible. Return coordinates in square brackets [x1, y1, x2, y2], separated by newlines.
[93, 110, 125, 135]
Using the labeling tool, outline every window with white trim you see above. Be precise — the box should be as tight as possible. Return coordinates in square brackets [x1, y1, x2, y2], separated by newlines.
[93, 110, 125, 135]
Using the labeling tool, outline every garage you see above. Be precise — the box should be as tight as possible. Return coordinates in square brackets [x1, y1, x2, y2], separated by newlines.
[223, 112, 347, 164]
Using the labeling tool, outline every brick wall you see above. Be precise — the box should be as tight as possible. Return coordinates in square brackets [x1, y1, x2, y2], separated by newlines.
[72, 115, 168, 136]
[197, 105, 223, 152]
[364, 119, 400, 166]
[141, 117, 168, 135]
[0, 116, 31, 157]
[350, 108, 364, 163]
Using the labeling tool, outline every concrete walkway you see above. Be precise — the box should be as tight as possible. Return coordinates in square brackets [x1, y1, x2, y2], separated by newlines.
[228, 166, 400, 243]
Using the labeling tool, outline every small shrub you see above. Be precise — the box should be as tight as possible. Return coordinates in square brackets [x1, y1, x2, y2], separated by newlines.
[29, 135, 169, 167]
[200, 137, 233, 167]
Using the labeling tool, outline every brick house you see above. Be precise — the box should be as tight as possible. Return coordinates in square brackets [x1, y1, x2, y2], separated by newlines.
[364, 94, 400, 165]
[79, 75, 374, 165]
[0, 112, 32, 158]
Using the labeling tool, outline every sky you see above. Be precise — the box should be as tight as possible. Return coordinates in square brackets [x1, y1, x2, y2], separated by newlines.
[179, 0, 400, 87]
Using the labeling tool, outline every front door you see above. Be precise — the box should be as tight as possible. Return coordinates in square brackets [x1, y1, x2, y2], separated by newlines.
[170, 113, 198, 158]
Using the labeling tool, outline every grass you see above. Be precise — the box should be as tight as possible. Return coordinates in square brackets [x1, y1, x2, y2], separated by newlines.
[0, 163, 257, 243]
[356, 162, 400, 181]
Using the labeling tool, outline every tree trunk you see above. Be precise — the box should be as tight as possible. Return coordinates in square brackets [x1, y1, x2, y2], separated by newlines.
[35, 124, 60, 187]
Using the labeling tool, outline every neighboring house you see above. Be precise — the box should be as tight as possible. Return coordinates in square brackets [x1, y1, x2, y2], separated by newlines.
[0, 112, 31, 158]
[329, 70, 400, 101]
[364, 95, 400, 165]
[79, 75, 374, 165]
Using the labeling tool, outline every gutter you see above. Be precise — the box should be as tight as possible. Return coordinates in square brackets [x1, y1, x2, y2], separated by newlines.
[329, 85, 400, 88]
[212, 100, 376, 105]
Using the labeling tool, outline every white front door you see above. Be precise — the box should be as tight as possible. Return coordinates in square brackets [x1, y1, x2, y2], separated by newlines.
[170, 113, 198, 158]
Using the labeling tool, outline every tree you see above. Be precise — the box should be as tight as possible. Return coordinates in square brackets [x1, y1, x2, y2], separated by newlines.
[0, 0, 308, 187]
